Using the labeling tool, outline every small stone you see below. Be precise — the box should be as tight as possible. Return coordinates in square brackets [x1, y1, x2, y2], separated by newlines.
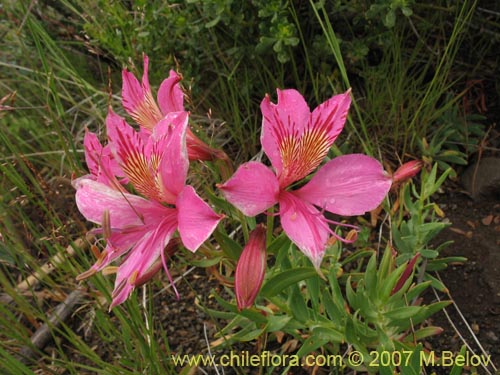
[486, 331, 499, 342]
[482, 215, 494, 226]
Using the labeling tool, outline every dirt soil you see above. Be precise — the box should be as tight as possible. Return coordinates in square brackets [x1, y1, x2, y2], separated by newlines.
[424, 189, 500, 374]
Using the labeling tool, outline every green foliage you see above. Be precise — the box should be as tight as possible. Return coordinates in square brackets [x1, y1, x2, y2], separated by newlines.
[392, 164, 453, 263]
[419, 101, 486, 177]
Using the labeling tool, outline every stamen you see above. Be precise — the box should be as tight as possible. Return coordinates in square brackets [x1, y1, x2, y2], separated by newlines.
[76, 268, 97, 281]
[102, 210, 112, 240]
[102, 266, 119, 275]
[161, 242, 180, 300]
[90, 244, 101, 259]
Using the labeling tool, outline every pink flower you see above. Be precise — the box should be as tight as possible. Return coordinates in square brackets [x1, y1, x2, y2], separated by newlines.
[219, 89, 392, 269]
[122, 54, 226, 161]
[74, 110, 222, 308]
[234, 224, 267, 310]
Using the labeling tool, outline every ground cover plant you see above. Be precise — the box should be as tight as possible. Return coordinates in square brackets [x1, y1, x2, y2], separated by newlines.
[1, 0, 499, 374]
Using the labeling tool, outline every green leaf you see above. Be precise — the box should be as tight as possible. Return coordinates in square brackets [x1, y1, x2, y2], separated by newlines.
[383, 306, 422, 320]
[450, 345, 468, 375]
[265, 315, 291, 332]
[385, 10, 396, 28]
[406, 280, 432, 301]
[311, 326, 344, 343]
[401, 6, 413, 17]
[260, 267, 318, 297]
[295, 335, 330, 358]
[419, 249, 439, 259]
[410, 326, 444, 341]
[213, 228, 242, 260]
[289, 284, 309, 322]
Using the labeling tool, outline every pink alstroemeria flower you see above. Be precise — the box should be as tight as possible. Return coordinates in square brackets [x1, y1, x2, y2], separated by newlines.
[219, 89, 392, 269]
[74, 110, 222, 308]
[122, 54, 226, 161]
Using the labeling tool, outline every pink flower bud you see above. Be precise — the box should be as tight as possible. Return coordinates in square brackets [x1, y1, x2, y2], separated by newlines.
[391, 253, 421, 295]
[234, 224, 267, 310]
[393, 160, 423, 184]
[186, 127, 229, 162]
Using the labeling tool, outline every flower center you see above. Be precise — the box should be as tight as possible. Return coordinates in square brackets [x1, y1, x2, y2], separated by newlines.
[278, 122, 333, 187]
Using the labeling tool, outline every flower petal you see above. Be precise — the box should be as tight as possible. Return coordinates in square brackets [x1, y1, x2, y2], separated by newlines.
[74, 177, 148, 227]
[157, 70, 184, 115]
[260, 89, 310, 175]
[176, 185, 223, 252]
[121, 54, 162, 130]
[308, 89, 351, 147]
[279, 191, 330, 269]
[218, 161, 279, 217]
[294, 154, 392, 216]
[106, 109, 163, 201]
[110, 214, 177, 308]
[83, 131, 102, 177]
[157, 111, 189, 200]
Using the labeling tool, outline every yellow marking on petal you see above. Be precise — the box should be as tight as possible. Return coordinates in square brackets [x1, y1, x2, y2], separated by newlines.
[290, 212, 297, 221]
[129, 270, 139, 285]
[130, 91, 163, 130]
[278, 126, 333, 187]
[121, 150, 162, 201]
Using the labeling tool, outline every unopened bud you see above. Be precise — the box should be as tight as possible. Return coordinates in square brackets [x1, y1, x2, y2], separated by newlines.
[186, 127, 228, 162]
[391, 253, 420, 295]
[234, 224, 267, 310]
[393, 160, 423, 184]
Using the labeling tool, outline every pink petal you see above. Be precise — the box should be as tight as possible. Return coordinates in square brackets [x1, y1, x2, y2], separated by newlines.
[176, 185, 223, 252]
[279, 191, 330, 269]
[308, 89, 351, 147]
[106, 109, 166, 200]
[73, 177, 167, 228]
[157, 112, 189, 200]
[83, 130, 127, 188]
[121, 66, 143, 115]
[106, 108, 142, 166]
[83, 131, 102, 177]
[260, 89, 310, 175]
[121, 55, 162, 129]
[294, 154, 392, 216]
[157, 70, 184, 115]
[218, 161, 279, 217]
[110, 214, 178, 308]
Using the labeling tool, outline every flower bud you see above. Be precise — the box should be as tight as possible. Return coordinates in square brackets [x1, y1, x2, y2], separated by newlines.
[393, 160, 423, 184]
[234, 224, 267, 310]
[391, 253, 420, 295]
[186, 127, 228, 162]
